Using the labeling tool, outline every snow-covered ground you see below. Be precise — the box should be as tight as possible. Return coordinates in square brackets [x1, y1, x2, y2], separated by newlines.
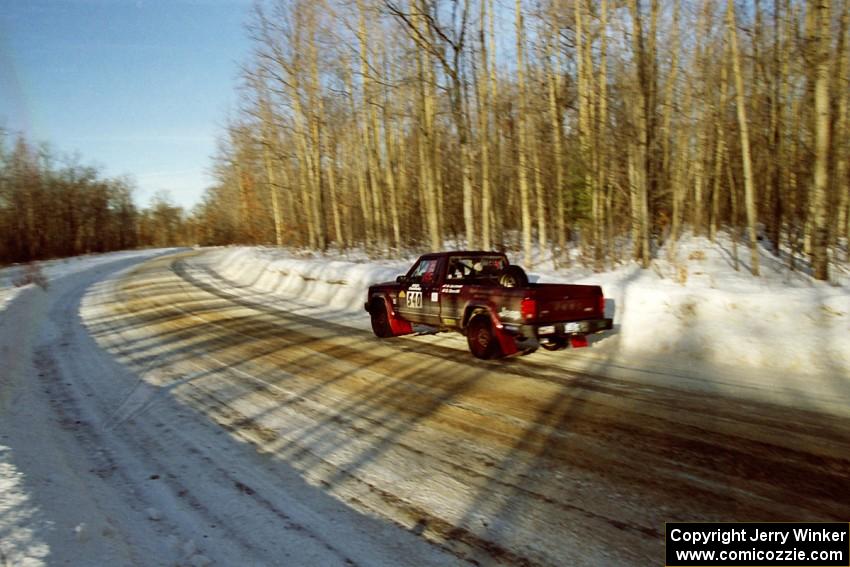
[2, 243, 848, 566]
[0, 249, 179, 566]
[202, 235, 849, 397]
[0, 248, 459, 566]
[0, 249, 181, 314]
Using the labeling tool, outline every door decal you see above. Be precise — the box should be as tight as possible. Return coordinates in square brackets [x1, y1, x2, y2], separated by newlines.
[406, 291, 423, 308]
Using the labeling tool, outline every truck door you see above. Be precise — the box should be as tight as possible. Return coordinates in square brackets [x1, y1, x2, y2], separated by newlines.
[439, 254, 508, 329]
[398, 256, 443, 326]
[439, 256, 469, 327]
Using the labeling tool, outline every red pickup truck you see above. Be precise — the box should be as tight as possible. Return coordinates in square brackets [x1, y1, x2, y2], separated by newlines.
[364, 251, 613, 359]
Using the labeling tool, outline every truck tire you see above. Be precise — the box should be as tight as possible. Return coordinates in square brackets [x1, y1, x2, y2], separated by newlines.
[370, 299, 394, 338]
[466, 314, 502, 359]
[499, 265, 529, 288]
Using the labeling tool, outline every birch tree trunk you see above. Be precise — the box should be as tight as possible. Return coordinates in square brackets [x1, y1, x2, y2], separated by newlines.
[628, 0, 651, 268]
[710, 39, 730, 243]
[256, 74, 284, 246]
[595, 0, 609, 268]
[414, 5, 441, 250]
[810, 0, 832, 280]
[766, 0, 784, 253]
[489, 0, 504, 249]
[327, 139, 343, 246]
[532, 122, 547, 253]
[670, 78, 693, 257]
[691, 3, 710, 237]
[835, 0, 850, 259]
[660, 0, 680, 212]
[357, 1, 385, 249]
[345, 62, 374, 248]
[727, 0, 761, 276]
[515, 0, 533, 266]
[546, 20, 566, 264]
[478, 0, 492, 250]
[574, 0, 594, 258]
[380, 38, 402, 251]
[308, 12, 326, 250]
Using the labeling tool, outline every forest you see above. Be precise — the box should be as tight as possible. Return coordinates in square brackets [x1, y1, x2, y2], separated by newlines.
[2, 0, 848, 282]
[0, 133, 192, 264]
[195, 0, 848, 281]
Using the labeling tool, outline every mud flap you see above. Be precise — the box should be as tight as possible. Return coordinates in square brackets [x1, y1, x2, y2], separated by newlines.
[489, 312, 518, 356]
[569, 335, 589, 348]
[386, 303, 413, 336]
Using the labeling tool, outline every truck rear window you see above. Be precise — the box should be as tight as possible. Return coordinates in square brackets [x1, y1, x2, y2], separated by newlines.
[446, 255, 507, 282]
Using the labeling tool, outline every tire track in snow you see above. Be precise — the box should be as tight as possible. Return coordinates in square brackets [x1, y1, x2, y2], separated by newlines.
[1, 251, 454, 567]
[39, 261, 369, 566]
[81, 251, 850, 566]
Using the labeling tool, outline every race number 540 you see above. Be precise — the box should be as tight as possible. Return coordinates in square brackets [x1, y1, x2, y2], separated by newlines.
[406, 291, 423, 309]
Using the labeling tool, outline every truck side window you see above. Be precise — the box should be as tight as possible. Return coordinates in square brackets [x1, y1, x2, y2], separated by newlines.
[447, 256, 506, 282]
[447, 258, 467, 280]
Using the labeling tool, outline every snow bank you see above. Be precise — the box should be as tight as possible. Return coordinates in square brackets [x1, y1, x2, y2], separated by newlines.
[525, 235, 850, 378]
[0, 287, 22, 313]
[205, 246, 411, 313]
[197, 238, 849, 380]
[0, 249, 179, 314]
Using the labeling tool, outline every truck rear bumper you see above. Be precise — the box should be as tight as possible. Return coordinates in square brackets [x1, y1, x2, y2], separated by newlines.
[508, 318, 613, 339]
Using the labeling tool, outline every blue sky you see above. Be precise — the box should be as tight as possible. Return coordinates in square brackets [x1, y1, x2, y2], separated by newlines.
[0, 0, 254, 209]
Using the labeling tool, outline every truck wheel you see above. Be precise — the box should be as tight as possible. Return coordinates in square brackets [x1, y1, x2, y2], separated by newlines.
[541, 337, 567, 351]
[499, 265, 529, 288]
[370, 300, 394, 338]
[467, 314, 502, 359]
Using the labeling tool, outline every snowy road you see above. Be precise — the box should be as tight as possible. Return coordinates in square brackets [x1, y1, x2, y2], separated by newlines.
[3, 250, 850, 566]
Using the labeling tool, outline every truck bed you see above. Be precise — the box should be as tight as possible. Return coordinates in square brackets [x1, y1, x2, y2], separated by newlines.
[460, 282, 605, 325]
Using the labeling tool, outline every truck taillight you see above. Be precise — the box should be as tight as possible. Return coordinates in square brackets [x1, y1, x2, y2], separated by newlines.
[599, 295, 606, 316]
[521, 298, 537, 320]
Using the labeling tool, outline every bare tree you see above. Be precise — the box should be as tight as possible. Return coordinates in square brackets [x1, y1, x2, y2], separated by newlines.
[727, 0, 761, 276]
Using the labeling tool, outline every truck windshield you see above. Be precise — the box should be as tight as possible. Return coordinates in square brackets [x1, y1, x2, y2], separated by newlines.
[446, 255, 507, 282]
